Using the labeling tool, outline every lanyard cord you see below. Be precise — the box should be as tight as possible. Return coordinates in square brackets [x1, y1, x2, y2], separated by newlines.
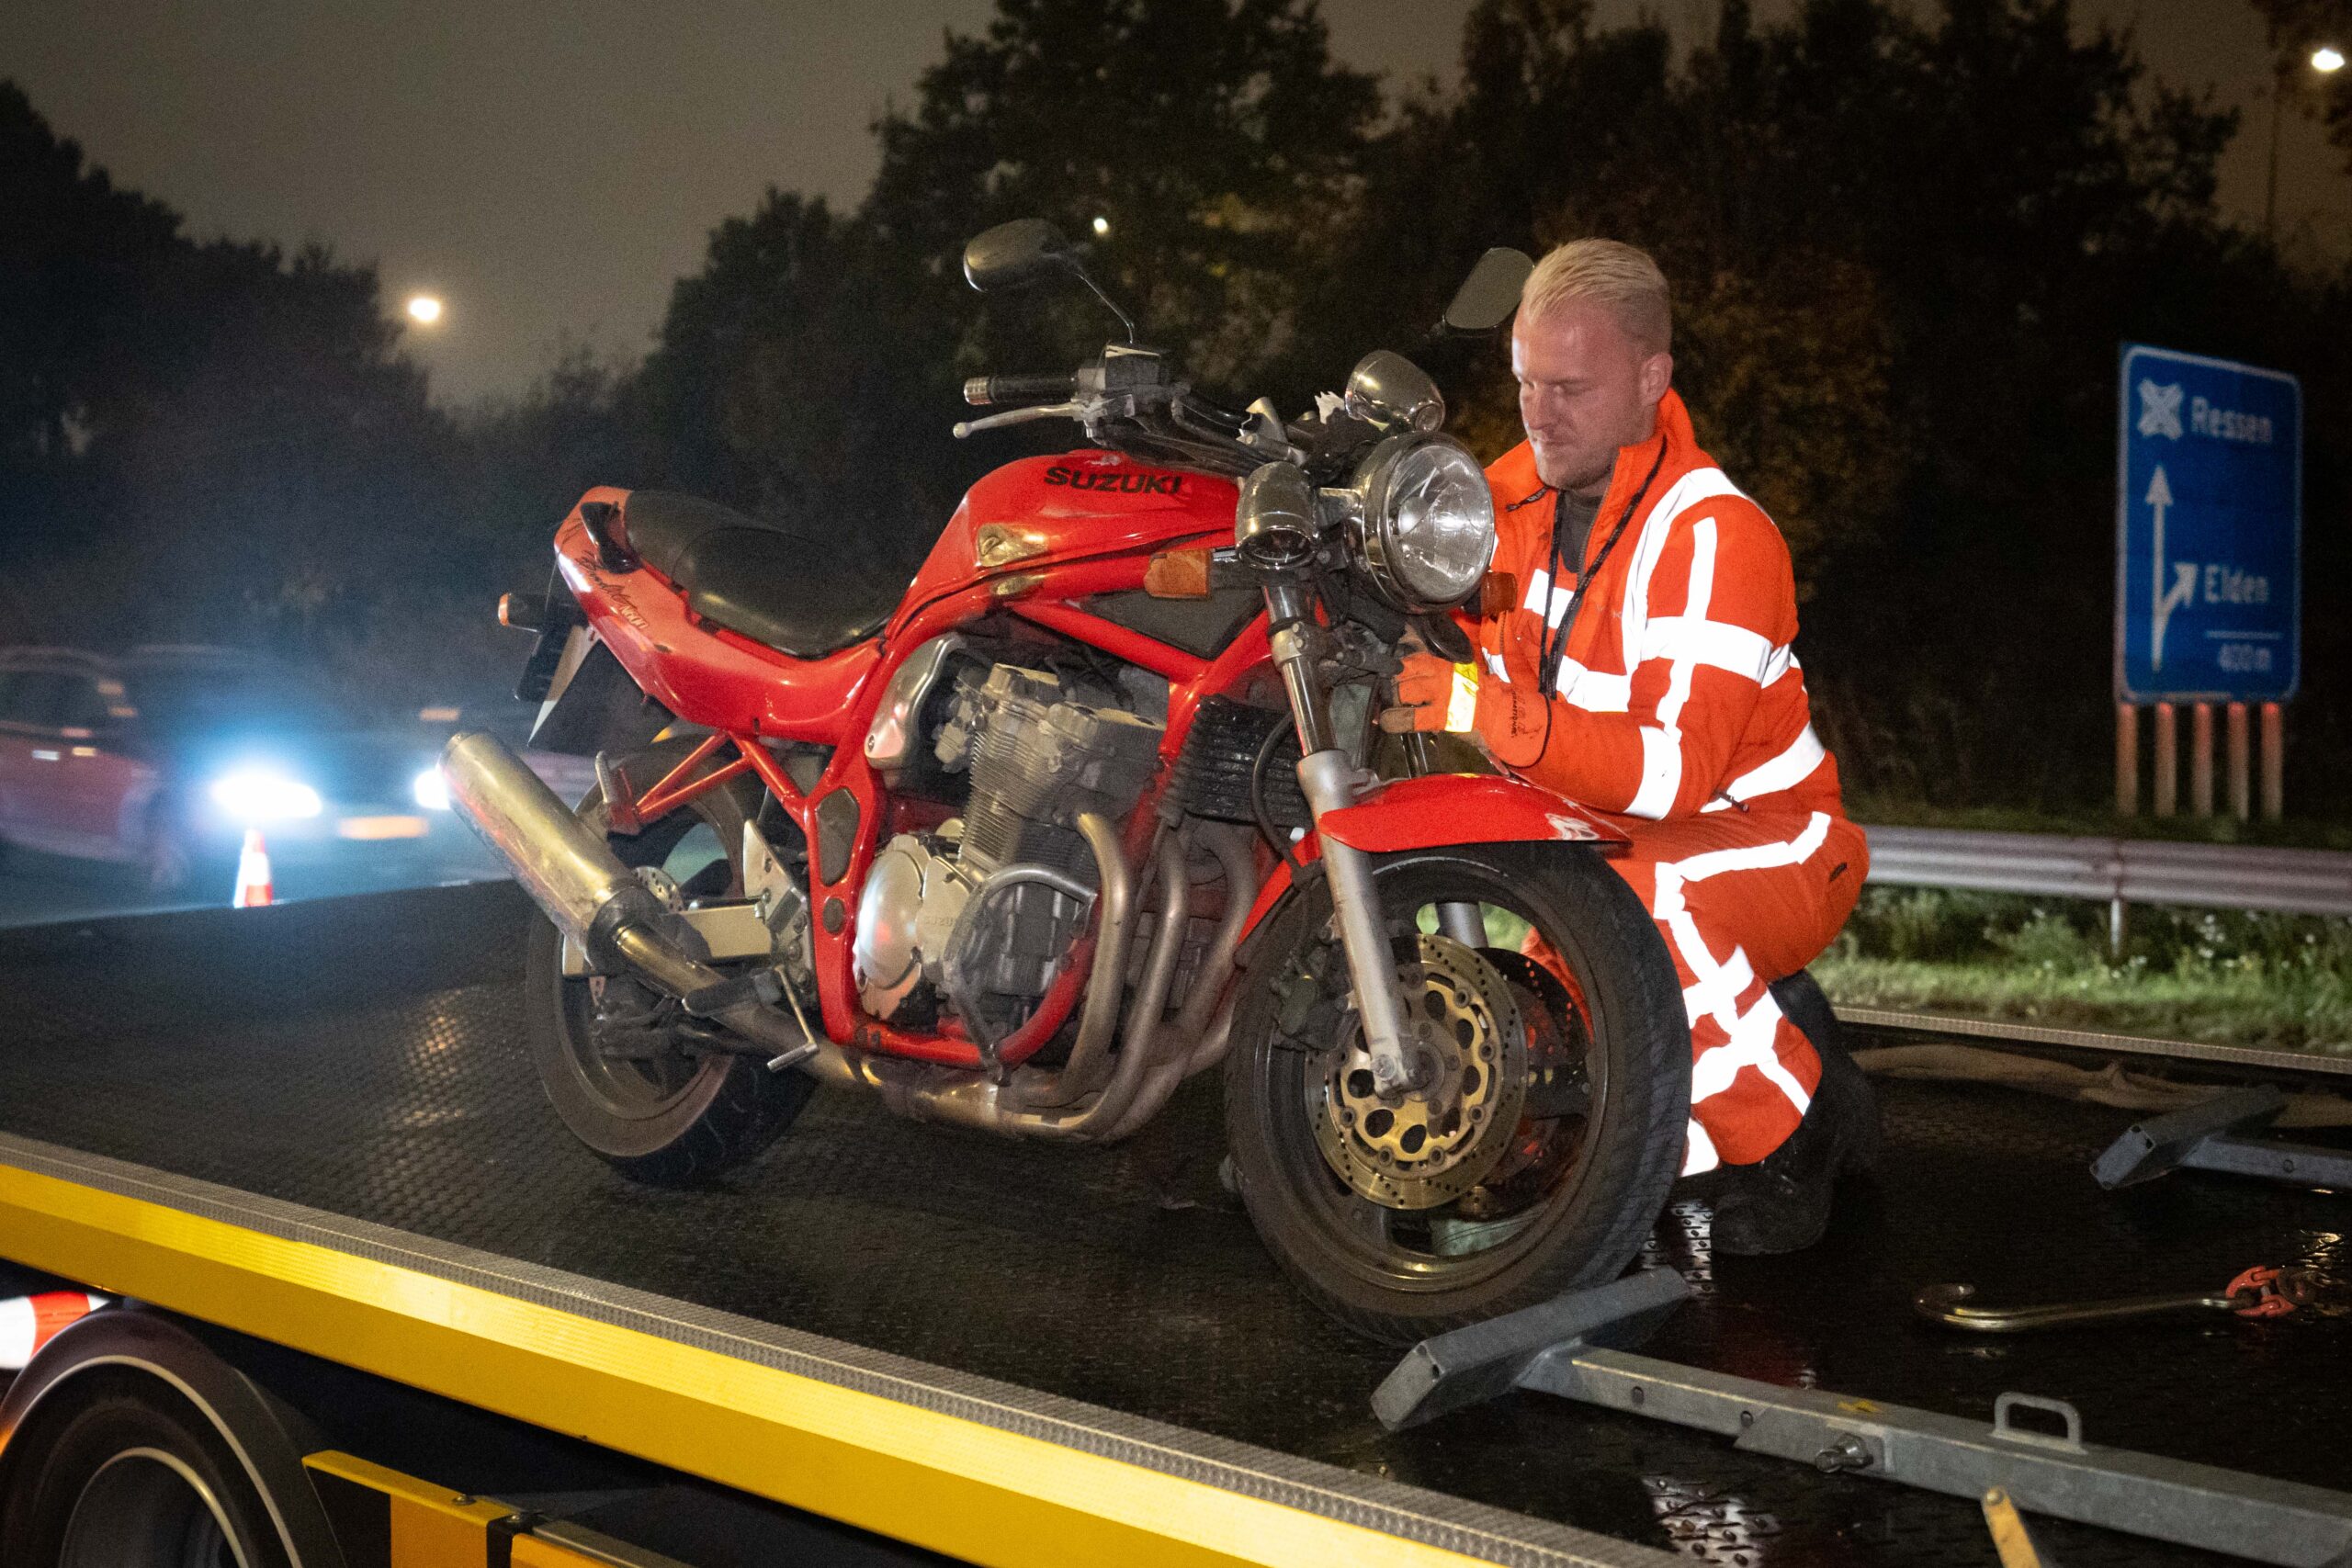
[1535, 442, 1666, 702]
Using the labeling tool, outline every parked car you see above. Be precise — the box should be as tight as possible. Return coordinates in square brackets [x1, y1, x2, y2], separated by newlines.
[0, 645, 467, 893]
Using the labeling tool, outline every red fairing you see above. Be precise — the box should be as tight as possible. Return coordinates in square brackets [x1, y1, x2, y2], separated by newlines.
[896, 451, 1237, 621]
[1317, 774, 1627, 854]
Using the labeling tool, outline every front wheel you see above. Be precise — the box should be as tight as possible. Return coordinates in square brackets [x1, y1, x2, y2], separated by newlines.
[1224, 842, 1689, 1344]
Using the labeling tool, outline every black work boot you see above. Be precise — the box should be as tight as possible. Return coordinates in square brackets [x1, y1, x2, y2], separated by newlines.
[1710, 974, 1880, 1257]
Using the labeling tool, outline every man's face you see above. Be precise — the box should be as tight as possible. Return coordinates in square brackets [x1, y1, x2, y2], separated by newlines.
[1511, 299, 1672, 496]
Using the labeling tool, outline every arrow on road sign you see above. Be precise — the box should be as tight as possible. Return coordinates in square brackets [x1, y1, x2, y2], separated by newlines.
[2146, 464, 2196, 672]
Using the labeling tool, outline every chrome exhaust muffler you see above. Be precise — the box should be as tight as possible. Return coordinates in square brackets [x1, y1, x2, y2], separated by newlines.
[439, 731, 816, 1061]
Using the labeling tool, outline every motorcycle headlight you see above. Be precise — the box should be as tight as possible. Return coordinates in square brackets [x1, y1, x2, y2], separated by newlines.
[1350, 434, 1496, 611]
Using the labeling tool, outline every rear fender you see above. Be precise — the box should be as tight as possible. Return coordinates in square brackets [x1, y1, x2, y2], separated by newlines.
[1235, 774, 1625, 945]
[526, 630, 673, 758]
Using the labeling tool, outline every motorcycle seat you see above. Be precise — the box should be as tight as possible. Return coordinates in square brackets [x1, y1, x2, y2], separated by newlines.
[618, 490, 896, 659]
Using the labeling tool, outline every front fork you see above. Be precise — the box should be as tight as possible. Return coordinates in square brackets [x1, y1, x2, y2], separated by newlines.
[1263, 584, 1421, 1096]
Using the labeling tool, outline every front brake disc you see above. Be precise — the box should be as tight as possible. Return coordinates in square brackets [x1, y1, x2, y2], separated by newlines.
[1311, 933, 1528, 1211]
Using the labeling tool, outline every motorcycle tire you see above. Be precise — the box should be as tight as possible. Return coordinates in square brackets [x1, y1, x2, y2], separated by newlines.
[1224, 841, 1688, 1344]
[525, 739, 814, 1186]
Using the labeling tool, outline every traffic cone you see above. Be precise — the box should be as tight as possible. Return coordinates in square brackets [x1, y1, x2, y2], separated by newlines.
[0, 1292, 107, 1370]
[232, 829, 274, 908]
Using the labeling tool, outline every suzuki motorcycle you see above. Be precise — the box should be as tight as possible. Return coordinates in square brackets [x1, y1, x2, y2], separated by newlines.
[445, 222, 1689, 1342]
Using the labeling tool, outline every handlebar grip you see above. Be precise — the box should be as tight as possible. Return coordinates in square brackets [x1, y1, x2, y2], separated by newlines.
[964, 371, 1078, 407]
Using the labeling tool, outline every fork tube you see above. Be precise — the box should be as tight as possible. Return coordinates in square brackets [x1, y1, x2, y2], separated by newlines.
[1264, 587, 1415, 1096]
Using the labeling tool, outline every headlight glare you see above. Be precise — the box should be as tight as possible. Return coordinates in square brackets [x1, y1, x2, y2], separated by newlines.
[208, 768, 322, 823]
[1351, 434, 1496, 610]
[412, 766, 452, 811]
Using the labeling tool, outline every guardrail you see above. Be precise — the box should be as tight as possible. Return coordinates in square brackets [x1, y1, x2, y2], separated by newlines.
[1861, 826, 2352, 919]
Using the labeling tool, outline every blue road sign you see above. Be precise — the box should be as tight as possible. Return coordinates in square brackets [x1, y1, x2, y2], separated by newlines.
[2116, 344, 2301, 703]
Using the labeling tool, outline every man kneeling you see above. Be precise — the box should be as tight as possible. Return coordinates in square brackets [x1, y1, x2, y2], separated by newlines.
[1388, 239, 1877, 1255]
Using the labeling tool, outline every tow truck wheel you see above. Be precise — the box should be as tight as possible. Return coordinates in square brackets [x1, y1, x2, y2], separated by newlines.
[1224, 843, 1689, 1344]
[0, 1368, 291, 1568]
[526, 739, 814, 1186]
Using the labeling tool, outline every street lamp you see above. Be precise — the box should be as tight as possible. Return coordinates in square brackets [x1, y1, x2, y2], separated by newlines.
[406, 294, 445, 326]
[2268, 46, 2346, 240]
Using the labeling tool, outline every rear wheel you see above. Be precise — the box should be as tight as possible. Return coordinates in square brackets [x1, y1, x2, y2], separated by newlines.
[525, 740, 813, 1186]
[1225, 843, 1688, 1343]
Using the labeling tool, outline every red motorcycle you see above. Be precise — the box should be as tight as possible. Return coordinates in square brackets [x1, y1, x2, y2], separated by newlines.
[445, 224, 1688, 1341]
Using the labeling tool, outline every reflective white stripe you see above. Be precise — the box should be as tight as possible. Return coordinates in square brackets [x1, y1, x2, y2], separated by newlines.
[1681, 1118, 1721, 1177]
[1624, 512, 1719, 819]
[1485, 651, 1509, 678]
[1668, 809, 1833, 886]
[1521, 568, 1578, 630]
[1690, 987, 1813, 1115]
[1618, 467, 1747, 680]
[1652, 812, 1834, 1126]
[1627, 725, 1681, 819]
[1761, 641, 1795, 685]
[1643, 615, 1780, 682]
[1721, 725, 1828, 807]
[1653, 518, 1716, 734]
[1681, 944, 1756, 1030]
[1553, 657, 1631, 714]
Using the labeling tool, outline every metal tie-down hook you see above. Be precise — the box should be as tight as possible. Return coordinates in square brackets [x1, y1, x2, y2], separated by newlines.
[1915, 1264, 2317, 1332]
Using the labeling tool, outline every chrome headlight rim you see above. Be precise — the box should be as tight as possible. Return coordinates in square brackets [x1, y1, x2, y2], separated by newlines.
[1349, 433, 1496, 612]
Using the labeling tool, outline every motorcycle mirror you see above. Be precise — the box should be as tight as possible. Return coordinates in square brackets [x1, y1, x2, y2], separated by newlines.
[1344, 351, 1445, 434]
[1440, 247, 1534, 334]
[963, 218, 1140, 344]
[963, 219, 1078, 293]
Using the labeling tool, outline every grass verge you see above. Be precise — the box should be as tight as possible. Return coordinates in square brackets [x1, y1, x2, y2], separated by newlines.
[1814, 886, 2352, 1056]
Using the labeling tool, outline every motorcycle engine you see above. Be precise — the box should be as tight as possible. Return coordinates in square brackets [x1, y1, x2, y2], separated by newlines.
[854, 662, 1163, 1032]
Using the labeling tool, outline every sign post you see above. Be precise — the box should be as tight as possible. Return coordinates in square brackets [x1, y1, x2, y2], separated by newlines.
[2116, 344, 2301, 819]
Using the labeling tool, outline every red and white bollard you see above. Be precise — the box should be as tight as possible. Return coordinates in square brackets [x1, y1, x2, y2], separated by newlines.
[232, 829, 274, 908]
[0, 1292, 107, 1370]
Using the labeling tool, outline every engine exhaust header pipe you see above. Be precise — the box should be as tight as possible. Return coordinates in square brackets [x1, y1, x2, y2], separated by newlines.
[438, 731, 813, 1058]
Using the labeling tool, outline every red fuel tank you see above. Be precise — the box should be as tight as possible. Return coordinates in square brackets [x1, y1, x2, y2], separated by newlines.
[905, 451, 1238, 607]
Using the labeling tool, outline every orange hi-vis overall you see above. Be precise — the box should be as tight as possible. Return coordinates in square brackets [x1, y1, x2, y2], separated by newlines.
[1473, 390, 1867, 1174]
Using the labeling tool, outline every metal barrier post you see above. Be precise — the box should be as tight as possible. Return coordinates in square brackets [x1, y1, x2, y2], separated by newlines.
[2152, 702, 2177, 818]
[2260, 702, 2284, 820]
[2226, 702, 2251, 821]
[2114, 703, 2138, 817]
[2189, 703, 2214, 818]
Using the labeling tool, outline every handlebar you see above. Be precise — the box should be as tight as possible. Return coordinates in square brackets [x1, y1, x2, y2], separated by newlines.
[963, 372, 1080, 407]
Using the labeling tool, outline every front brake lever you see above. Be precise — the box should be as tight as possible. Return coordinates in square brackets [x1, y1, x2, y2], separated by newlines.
[951, 400, 1084, 439]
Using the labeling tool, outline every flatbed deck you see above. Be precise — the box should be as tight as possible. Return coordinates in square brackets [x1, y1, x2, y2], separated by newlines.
[1, 885, 2345, 1565]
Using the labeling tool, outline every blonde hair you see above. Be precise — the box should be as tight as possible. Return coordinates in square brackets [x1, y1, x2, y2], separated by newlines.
[1520, 239, 1671, 355]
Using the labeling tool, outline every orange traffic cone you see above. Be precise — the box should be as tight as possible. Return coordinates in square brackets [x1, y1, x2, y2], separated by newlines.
[232, 829, 274, 908]
[0, 1292, 107, 1370]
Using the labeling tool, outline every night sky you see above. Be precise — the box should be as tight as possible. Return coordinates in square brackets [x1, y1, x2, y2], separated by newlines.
[6, 0, 2345, 405]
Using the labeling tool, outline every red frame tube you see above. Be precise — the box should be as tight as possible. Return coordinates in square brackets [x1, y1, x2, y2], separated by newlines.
[557, 479, 1272, 1073]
